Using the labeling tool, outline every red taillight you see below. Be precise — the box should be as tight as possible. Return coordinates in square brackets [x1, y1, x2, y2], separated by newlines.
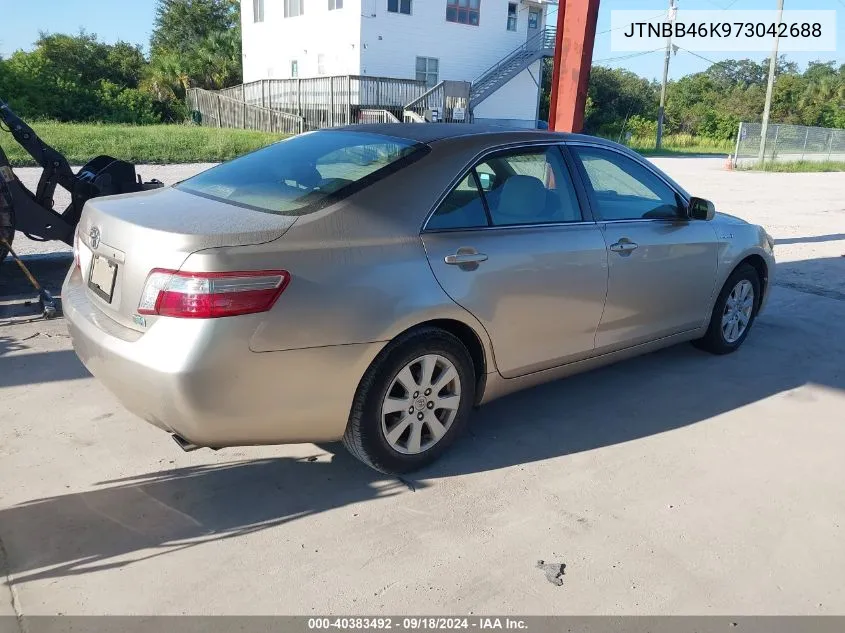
[137, 269, 289, 319]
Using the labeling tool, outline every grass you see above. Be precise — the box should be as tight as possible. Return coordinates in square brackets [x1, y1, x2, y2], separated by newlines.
[1, 122, 286, 167]
[737, 160, 845, 173]
[625, 134, 735, 156]
[1, 121, 742, 167]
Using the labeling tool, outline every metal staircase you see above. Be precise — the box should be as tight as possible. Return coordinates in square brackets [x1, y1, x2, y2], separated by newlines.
[469, 27, 556, 111]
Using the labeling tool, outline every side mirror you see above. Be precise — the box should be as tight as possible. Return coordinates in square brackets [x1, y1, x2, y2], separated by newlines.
[688, 196, 716, 221]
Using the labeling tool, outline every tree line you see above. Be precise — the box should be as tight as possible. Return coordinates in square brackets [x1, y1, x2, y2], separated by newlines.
[541, 57, 845, 140]
[0, 0, 241, 124]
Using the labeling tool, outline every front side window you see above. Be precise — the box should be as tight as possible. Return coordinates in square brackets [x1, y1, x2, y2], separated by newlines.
[572, 146, 683, 221]
[328, 0, 343, 8]
[426, 145, 582, 230]
[446, 0, 480, 25]
[290, 60, 299, 77]
[253, 0, 265, 22]
[284, 0, 304, 17]
[387, 0, 412, 14]
[506, 3, 517, 30]
[415, 57, 439, 87]
[176, 131, 425, 216]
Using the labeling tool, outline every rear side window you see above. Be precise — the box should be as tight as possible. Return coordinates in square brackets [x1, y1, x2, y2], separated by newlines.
[426, 172, 489, 230]
[426, 145, 582, 231]
[177, 131, 425, 216]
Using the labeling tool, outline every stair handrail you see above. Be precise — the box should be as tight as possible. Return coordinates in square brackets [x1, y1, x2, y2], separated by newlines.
[403, 80, 447, 112]
[471, 27, 556, 87]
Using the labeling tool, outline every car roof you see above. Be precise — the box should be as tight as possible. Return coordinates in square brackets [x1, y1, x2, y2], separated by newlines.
[328, 122, 613, 146]
[326, 123, 691, 200]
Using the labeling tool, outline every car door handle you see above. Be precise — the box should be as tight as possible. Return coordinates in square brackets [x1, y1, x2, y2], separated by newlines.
[444, 250, 488, 265]
[609, 239, 639, 254]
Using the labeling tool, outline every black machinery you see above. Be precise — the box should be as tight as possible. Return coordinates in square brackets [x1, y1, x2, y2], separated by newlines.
[0, 98, 163, 315]
[0, 97, 163, 263]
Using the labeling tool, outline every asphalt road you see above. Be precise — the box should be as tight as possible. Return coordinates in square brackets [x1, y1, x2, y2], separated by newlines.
[1, 158, 844, 615]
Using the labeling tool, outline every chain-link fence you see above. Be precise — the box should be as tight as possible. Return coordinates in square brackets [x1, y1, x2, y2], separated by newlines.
[734, 122, 845, 166]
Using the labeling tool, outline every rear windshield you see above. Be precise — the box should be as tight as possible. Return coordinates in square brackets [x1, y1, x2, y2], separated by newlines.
[176, 130, 425, 216]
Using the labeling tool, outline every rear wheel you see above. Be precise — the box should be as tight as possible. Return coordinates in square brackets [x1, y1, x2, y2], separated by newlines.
[693, 263, 760, 355]
[343, 327, 475, 474]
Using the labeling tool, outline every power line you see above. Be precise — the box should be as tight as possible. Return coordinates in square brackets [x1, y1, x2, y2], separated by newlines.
[704, 0, 741, 8]
[593, 48, 664, 64]
[674, 45, 722, 66]
[702, 0, 742, 9]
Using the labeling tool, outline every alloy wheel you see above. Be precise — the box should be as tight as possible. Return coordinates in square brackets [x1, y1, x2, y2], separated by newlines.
[381, 354, 462, 455]
[721, 279, 754, 344]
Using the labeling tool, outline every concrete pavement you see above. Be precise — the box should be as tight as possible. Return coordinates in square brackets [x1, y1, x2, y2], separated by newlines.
[1, 158, 844, 615]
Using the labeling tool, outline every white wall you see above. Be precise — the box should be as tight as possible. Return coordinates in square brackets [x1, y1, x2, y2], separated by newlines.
[240, 0, 547, 123]
[241, 0, 363, 82]
[474, 59, 542, 124]
[360, 0, 540, 83]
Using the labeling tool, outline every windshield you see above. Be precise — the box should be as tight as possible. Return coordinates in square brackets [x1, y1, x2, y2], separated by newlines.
[177, 130, 425, 215]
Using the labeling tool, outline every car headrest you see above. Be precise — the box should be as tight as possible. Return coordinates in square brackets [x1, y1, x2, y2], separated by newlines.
[282, 162, 323, 189]
[497, 175, 547, 218]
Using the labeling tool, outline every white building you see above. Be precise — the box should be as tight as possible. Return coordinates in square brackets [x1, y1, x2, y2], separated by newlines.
[241, 0, 556, 127]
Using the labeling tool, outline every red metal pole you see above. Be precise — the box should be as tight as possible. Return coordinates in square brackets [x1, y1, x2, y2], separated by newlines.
[549, 0, 601, 133]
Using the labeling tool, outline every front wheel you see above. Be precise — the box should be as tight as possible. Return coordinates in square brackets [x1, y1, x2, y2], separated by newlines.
[693, 263, 761, 355]
[343, 328, 476, 474]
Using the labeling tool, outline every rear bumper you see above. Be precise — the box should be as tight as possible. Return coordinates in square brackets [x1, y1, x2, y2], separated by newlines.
[62, 266, 385, 447]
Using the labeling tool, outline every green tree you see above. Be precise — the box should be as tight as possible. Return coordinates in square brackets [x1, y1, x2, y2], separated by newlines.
[584, 66, 658, 136]
[148, 0, 242, 93]
[151, 0, 240, 59]
[0, 32, 154, 122]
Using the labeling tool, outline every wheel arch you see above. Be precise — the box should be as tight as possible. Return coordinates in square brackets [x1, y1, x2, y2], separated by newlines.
[382, 318, 490, 406]
[735, 253, 769, 312]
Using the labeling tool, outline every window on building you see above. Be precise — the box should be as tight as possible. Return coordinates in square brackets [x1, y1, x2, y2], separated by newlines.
[291, 60, 299, 78]
[446, 0, 480, 26]
[253, 0, 265, 22]
[506, 3, 517, 30]
[415, 57, 439, 87]
[387, 0, 412, 15]
[317, 54, 326, 75]
[528, 7, 540, 29]
[284, 0, 304, 17]
[328, 0, 343, 9]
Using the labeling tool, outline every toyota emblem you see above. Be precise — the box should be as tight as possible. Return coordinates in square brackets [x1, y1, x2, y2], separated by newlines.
[89, 226, 100, 249]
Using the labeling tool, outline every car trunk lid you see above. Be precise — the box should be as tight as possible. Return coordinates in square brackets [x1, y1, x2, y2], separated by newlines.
[76, 186, 297, 331]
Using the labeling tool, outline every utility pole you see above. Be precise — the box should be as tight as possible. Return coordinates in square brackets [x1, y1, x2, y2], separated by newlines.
[656, 0, 676, 150]
[758, 0, 785, 164]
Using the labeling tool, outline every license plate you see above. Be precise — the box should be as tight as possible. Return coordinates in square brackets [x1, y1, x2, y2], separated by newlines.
[88, 254, 118, 302]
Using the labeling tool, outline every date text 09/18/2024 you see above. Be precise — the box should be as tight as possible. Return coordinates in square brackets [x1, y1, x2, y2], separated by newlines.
[307, 617, 528, 630]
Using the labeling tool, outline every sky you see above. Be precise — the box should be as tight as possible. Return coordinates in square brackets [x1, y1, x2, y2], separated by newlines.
[1, 0, 843, 80]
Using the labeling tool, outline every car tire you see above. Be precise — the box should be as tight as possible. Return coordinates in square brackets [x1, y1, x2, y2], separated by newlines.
[343, 327, 476, 474]
[693, 263, 761, 355]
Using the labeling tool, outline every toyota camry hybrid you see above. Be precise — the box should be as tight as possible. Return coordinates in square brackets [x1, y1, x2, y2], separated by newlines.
[63, 124, 775, 473]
